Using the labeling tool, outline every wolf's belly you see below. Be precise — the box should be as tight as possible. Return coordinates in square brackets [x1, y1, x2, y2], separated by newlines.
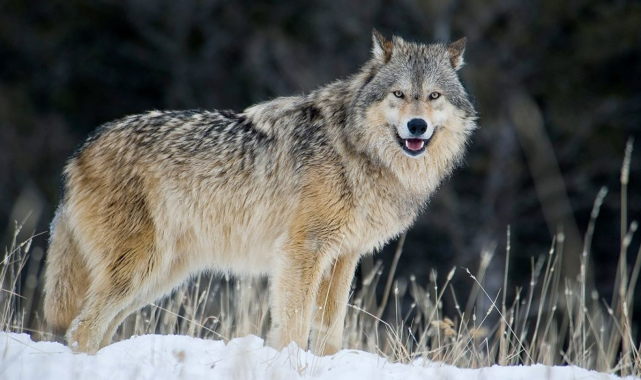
[201, 229, 287, 276]
[162, 196, 291, 277]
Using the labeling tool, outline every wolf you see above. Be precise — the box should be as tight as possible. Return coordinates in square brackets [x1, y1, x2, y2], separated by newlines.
[43, 30, 477, 355]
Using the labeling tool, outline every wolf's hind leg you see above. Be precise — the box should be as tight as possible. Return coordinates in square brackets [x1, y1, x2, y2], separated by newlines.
[67, 281, 134, 353]
[98, 255, 193, 349]
[68, 241, 158, 353]
[43, 212, 89, 337]
[311, 254, 359, 356]
[98, 298, 147, 349]
[69, 265, 161, 353]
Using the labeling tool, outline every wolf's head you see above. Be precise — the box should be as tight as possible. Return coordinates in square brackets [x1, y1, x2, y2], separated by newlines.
[348, 31, 477, 192]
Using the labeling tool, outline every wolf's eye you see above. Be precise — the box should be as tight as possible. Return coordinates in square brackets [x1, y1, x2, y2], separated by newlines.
[429, 92, 441, 100]
[393, 90, 404, 98]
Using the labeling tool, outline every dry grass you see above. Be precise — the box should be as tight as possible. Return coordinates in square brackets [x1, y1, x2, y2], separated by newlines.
[1, 140, 639, 376]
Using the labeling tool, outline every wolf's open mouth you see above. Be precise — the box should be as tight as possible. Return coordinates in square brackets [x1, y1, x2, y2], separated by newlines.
[405, 139, 424, 151]
[396, 134, 428, 157]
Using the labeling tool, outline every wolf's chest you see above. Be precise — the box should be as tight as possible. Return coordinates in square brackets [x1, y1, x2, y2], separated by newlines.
[345, 190, 420, 254]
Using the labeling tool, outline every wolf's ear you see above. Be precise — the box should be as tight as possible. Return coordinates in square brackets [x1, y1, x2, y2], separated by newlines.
[372, 29, 394, 64]
[448, 37, 467, 71]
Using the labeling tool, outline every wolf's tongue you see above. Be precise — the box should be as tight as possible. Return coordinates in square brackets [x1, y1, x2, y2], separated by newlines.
[405, 139, 424, 151]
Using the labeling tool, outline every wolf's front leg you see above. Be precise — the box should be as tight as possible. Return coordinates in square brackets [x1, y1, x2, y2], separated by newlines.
[310, 253, 359, 356]
[268, 246, 331, 352]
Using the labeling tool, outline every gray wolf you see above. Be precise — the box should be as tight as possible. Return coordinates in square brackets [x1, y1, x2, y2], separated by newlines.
[43, 30, 477, 355]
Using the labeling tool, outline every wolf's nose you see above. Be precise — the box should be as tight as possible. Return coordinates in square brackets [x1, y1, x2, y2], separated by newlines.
[407, 119, 427, 136]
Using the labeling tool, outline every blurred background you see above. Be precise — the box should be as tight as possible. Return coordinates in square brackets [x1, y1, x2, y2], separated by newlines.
[0, 0, 640, 329]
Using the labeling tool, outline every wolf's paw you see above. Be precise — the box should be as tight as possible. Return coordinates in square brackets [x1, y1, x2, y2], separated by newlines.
[66, 317, 100, 354]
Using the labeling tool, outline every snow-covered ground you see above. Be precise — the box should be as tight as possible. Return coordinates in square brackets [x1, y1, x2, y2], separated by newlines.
[0, 332, 635, 380]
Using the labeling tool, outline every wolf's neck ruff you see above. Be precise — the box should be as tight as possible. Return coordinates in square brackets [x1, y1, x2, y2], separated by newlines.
[43, 30, 477, 356]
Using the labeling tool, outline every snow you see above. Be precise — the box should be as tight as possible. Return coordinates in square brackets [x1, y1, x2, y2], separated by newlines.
[0, 332, 635, 380]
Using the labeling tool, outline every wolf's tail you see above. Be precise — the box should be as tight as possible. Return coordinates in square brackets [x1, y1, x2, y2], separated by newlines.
[43, 209, 88, 335]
